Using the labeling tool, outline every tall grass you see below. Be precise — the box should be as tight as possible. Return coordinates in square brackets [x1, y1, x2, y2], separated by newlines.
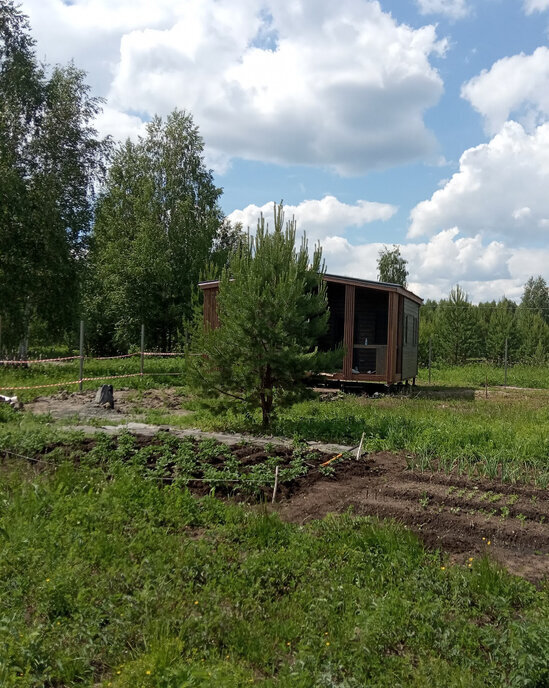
[0, 459, 547, 687]
[191, 394, 549, 487]
[0, 356, 186, 401]
[418, 363, 549, 389]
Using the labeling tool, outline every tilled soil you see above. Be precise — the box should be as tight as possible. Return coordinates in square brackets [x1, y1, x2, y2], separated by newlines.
[276, 451, 549, 582]
[24, 433, 549, 582]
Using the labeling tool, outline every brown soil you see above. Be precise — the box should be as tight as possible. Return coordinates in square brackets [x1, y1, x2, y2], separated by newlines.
[25, 387, 191, 420]
[27, 433, 549, 583]
[275, 451, 549, 583]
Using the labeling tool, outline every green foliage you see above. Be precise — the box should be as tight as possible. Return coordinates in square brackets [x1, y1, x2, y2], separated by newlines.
[188, 202, 330, 427]
[419, 279, 549, 366]
[436, 285, 482, 365]
[188, 387, 549, 487]
[377, 244, 408, 287]
[521, 275, 549, 325]
[0, 458, 547, 687]
[0, 1, 109, 350]
[85, 110, 224, 353]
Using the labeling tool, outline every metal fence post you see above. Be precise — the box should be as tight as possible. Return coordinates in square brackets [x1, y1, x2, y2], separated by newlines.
[428, 336, 432, 384]
[79, 320, 84, 392]
[140, 323, 145, 377]
[504, 336, 508, 386]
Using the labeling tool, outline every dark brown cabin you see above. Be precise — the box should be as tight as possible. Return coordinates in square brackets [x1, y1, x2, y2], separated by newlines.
[198, 273, 422, 386]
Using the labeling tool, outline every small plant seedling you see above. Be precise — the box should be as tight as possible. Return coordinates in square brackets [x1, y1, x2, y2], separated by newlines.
[419, 492, 430, 509]
[319, 463, 336, 478]
[488, 493, 503, 503]
[500, 506, 510, 519]
[517, 513, 527, 525]
[506, 494, 519, 506]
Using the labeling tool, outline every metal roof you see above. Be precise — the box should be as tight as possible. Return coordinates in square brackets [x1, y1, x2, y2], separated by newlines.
[199, 273, 422, 304]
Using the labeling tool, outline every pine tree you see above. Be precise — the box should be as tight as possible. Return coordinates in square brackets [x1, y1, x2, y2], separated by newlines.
[188, 203, 329, 427]
[485, 298, 518, 363]
[435, 285, 481, 365]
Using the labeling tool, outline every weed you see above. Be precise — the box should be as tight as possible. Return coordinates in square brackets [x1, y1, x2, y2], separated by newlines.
[1, 457, 547, 687]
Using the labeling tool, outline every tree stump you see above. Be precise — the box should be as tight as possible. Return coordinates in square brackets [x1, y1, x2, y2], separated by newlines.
[94, 384, 114, 409]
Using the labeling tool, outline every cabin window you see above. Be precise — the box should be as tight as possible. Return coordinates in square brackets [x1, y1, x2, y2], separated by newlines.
[404, 314, 418, 346]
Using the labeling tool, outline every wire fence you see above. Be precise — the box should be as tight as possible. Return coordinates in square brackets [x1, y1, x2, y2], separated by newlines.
[0, 321, 186, 392]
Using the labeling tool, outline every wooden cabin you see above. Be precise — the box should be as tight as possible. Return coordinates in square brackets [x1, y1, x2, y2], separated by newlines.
[198, 273, 422, 386]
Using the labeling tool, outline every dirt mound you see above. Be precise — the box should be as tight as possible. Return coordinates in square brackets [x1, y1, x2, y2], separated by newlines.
[276, 451, 549, 582]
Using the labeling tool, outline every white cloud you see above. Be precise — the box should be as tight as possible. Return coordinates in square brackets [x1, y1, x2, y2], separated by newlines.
[320, 230, 549, 303]
[461, 47, 549, 134]
[524, 0, 549, 14]
[227, 196, 397, 240]
[416, 0, 470, 19]
[94, 106, 147, 143]
[21, 0, 447, 174]
[408, 121, 549, 244]
[227, 195, 549, 302]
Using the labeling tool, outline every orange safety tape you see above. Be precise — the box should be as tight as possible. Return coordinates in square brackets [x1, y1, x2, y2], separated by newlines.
[0, 372, 144, 391]
[92, 353, 140, 360]
[143, 352, 184, 356]
[0, 356, 80, 365]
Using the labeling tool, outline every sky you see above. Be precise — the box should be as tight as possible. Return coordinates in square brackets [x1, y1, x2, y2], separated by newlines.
[19, 0, 549, 302]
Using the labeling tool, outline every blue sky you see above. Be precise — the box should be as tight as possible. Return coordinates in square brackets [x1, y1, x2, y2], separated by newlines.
[22, 0, 549, 301]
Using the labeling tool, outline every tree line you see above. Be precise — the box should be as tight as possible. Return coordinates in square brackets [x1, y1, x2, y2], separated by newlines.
[0, 1, 240, 356]
[376, 247, 549, 366]
[418, 278, 549, 366]
[2, 1, 548, 367]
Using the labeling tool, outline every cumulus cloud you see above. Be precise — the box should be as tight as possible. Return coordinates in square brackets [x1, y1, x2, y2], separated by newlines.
[416, 1, 470, 19]
[21, 0, 447, 174]
[94, 106, 147, 143]
[323, 229, 509, 283]
[408, 121, 549, 243]
[226, 195, 548, 301]
[461, 47, 549, 134]
[320, 230, 549, 302]
[227, 196, 397, 240]
[523, 0, 549, 13]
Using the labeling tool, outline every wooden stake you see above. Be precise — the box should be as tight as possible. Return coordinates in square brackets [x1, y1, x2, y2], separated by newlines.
[272, 465, 279, 504]
[485, 372, 488, 399]
[356, 431, 365, 459]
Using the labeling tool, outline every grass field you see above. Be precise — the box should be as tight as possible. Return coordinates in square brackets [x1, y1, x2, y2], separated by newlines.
[2, 359, 549, 403]
[1, 452, 547, 688]
[0, 356, 185, 402]
[417, 363, 549, 389]
[3, 360, 549, 487]
[180, 388, 549, 488]
[1, 363, 548, 685]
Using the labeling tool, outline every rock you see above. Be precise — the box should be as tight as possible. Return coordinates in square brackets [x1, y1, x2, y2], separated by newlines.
[94, 384, 114, 409]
